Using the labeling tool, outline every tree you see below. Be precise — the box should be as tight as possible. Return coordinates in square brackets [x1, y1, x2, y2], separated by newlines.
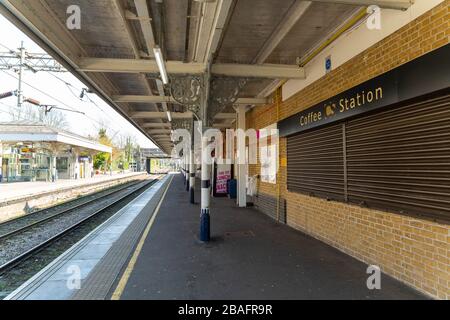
[40, 109, 70, 129]
[113, 134, 139, 171]
[8, 103, 70, 130]
[93, 128, 113, 173]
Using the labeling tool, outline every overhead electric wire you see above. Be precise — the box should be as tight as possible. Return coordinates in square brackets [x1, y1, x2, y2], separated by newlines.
[47, 72, 83, 101]
[0, 42, 14, 53]
[0, 43, 124, 139]
[48, 71, 133, 135]
[1, 69, 78, 112]
[0, 70, 119, 135]
[0, 46, 142, 144]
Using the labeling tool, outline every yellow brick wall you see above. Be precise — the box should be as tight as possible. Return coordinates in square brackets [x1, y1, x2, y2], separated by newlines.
[246, 1, 449, 299]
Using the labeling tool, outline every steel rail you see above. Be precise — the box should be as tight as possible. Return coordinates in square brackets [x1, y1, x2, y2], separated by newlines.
[0, 178, 143, 228]
[0, 179, 145, 240]
[0, 178, 159, 274]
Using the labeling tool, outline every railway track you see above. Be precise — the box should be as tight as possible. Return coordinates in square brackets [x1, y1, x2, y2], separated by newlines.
[0, 177, 159, 274]
[0, 178, 142, 239]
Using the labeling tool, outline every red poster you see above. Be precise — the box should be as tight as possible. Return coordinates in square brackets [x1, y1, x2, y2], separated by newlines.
[216, 165, 231, 194]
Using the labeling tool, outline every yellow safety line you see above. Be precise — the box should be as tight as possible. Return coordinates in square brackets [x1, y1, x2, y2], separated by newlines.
[111, 175, 173, 300]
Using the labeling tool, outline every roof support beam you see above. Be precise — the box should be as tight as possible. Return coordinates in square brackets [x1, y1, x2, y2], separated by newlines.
[131, 111, 236, 120]
[114, 95, 177, 104]
[132, 0, 169, 118]
[113, 95, 268, 105]
[194, 0, 233, 62]
[132, 112, 194, 119]
[253, 1, 312, 64]
[78, 58, 305, 79]
[257, 80, 285, 98]
[214, 113, 236, 120]
[213, 123, 234, 129]
[308, 0, 413, 10]
[141, 122, 171, 128]
[212, 63, 305, 79]
[78, 58, 205, 74]
[235, 98, 269, 105]
[113, 0, 141, 58]
[134, 0, 156, 57]
[113, 0, 163, 113]
[113, 0, 169, 138]
[149, 132, 172, 136]
[147, 129, 172, 135]
[252, 1, 311, 99]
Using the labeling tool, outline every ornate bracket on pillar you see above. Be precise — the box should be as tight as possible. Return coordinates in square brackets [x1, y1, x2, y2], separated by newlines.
[169, 72, 247, 129]
[169, 75, 203, 118]
[207, 77, 247, 124]
[171, 118, 192, 132]
[171, 117, 194, 161]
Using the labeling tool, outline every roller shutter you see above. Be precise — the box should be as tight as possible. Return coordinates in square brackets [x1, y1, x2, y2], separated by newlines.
[346, 94, 450, 221]
[286, 93, 450, 221]
[287, 123, 345, 201]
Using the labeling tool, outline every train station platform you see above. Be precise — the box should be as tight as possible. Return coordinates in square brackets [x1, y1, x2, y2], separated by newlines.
[114, 174, 425, 300]
[5, 173, 426, 300]
[0, 171, 147, 223]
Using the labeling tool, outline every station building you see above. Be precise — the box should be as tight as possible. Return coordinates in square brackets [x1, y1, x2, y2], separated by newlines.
[245, 2, 450, 298]
[0, 121, 112, 182]
[1, 0, 448, 300]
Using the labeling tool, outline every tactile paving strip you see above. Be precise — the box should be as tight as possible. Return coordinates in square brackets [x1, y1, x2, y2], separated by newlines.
[70, 176, 172, 300]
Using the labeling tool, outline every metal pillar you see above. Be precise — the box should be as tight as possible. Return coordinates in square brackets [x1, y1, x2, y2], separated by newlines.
[182, 157, 185, 181]
[74, 153, 79, 179]
[237, 105, 247, 207]
[200, 135, 210, 242]
[189, 148, 195, 204]
[185, 152, 190, 191]
[51, 155, 57, 182]
[182, 156, 186, 183]
[17, 41, 25, 109]
[0, 142, 3, 182]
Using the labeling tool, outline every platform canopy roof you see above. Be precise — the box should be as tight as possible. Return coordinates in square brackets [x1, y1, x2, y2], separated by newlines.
[0, 121, 112, 153]
[0, 0, 412, 154]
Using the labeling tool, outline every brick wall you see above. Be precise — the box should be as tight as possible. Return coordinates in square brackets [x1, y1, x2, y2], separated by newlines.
[246, 1, 449, 299]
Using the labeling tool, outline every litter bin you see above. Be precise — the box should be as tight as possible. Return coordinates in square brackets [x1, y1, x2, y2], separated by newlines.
[227, 179, 237, 199]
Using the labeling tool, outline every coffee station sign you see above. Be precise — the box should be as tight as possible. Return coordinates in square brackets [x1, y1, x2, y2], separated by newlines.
[278, 44, 450, 137]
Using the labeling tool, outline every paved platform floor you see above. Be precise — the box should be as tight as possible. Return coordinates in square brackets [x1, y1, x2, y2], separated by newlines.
[119, 174, 425, 300]
[5, 176, 170, 300]
[0, 171, 145, 203]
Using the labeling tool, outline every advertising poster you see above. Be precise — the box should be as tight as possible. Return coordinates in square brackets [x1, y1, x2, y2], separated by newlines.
[215, 164, 231, 194]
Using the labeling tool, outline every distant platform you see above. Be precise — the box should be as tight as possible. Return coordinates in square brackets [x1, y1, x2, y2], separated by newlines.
[0, 172, 149, 223]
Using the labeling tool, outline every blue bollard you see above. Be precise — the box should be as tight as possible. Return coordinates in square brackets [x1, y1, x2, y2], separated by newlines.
[199, 209, 210, 242]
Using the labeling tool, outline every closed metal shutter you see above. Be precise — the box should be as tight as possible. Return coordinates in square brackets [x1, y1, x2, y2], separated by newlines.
[287, 123, 345, 201]
[346, 94, 450, 221]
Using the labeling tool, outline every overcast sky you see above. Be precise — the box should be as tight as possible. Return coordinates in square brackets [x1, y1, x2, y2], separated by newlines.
[0, 14, 156, 148]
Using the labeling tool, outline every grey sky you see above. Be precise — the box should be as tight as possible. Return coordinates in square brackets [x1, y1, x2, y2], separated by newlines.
[0, 14, 156, 148]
